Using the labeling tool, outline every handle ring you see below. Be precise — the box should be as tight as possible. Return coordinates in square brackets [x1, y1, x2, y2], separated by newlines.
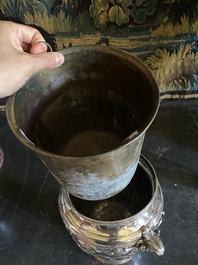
[36, 41, 53, 52]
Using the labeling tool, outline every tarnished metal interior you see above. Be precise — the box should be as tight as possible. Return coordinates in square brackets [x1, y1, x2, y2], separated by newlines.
[7, 46, 159, 157]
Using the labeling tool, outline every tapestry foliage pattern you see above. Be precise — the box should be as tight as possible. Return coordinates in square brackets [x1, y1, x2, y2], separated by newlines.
[0, 0, 198, 99]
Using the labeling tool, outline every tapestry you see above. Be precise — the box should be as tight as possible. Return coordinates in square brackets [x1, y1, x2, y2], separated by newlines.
[0, 0, 198, 100]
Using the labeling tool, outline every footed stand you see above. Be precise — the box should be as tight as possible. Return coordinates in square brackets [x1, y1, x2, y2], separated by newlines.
[59, 155, 165, 264]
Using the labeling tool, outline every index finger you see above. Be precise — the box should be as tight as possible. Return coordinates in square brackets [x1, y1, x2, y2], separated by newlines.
[15, 23, 46, 47]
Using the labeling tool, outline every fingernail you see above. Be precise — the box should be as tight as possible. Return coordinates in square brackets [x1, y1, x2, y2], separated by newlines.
[55, 52, 64, 66]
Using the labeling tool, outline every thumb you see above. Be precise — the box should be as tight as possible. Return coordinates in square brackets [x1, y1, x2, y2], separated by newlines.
[28, 52, 64, 74]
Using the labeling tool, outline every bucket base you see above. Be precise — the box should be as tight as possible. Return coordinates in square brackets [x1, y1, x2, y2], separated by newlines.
[58, 155, 164, 264]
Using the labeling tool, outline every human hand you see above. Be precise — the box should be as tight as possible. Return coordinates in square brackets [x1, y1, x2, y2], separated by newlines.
[0, 21, 64, 98]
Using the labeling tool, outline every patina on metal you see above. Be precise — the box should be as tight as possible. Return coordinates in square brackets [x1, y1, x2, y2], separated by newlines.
[6, 46, 160, 200]
[59, 155, 165, 264]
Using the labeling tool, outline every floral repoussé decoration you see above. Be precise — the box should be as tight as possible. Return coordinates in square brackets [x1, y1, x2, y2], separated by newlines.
[89, 0, 157, 30]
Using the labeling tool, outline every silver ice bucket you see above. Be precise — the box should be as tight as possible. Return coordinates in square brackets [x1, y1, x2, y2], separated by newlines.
[59, 155, 164, 264]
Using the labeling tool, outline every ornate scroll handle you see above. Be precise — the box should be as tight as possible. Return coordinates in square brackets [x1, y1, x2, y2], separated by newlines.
[136, 213, 165, 256]
[138, 228, 165, 256]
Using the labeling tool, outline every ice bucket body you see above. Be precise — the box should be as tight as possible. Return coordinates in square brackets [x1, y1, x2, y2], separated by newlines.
[6, 46, 159, 200]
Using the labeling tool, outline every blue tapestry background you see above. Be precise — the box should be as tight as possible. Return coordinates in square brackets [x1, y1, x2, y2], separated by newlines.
[0, 0, 198, 100]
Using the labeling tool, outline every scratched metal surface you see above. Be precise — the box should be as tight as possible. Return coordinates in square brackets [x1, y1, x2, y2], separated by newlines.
[0, 99, 198, 265]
